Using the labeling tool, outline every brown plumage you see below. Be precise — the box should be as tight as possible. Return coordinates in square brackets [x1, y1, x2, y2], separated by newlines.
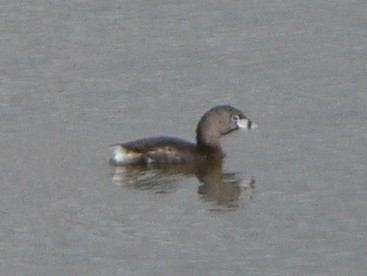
[110, 105, 256, 166]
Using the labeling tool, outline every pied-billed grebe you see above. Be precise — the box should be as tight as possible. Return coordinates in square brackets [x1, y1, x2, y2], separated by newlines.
[110, 105, 256, 165]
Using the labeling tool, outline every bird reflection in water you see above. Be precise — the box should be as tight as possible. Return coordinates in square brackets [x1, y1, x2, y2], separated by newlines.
[111, 158, 255, 207]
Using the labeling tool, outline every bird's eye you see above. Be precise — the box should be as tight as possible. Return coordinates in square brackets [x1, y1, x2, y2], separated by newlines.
[231, 114, 240, 121]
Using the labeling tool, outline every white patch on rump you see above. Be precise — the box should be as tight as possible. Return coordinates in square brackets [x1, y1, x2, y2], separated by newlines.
[110, 145, 140, 164]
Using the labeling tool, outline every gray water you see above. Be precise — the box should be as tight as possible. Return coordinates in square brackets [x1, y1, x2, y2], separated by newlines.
[1, 1, 366, 275]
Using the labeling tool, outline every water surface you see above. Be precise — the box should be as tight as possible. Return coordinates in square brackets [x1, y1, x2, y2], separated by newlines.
[1, 0, 366, 275]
